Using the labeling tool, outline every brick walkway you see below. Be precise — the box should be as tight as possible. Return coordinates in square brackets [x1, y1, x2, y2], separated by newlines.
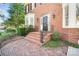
[0, 37, 68, 56]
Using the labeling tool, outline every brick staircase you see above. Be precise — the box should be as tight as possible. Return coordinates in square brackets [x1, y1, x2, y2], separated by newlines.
[25, 32, 52, 46]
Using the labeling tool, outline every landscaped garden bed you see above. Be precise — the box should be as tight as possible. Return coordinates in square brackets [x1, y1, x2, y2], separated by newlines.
[43, 30, 79, 48]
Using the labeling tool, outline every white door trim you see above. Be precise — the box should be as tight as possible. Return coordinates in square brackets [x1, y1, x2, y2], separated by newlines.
[40, 14, 51, 31]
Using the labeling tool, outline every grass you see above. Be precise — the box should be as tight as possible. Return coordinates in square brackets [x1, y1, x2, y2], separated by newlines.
[43, 40, 63, 48]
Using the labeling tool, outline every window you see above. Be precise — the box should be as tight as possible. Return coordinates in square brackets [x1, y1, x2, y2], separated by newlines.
[25, 3, 35, 13]
[28, 3, 32, 12]
[25, 5, 28, 14]
[34, 3, 36, 8]
[25, 14, 35, 27]
[29, 3, 32, 10]
[63, 3, 79, 28]
[65, 4, 69, 26]
[76, 4, 79, 24]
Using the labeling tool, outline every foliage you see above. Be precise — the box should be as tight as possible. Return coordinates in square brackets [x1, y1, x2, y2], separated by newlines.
[43, 31, 62, 48]
[5, 28, 16, 33]
[0, 32, 2, 35]
[16, 27, 26, 36]
[4, 3, 25, 28]
[16, 25, 34, 36]
[0, 32, 16, 43]
[51, 31, 60, 41]
[43, 40, 63, 48]
[64, 40, 79, 48]
[26, 25, 34, 35]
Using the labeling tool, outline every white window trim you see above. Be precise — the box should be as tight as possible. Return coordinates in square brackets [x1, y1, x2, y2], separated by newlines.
[25, 13, 35, 28]
[32, 3, 34, 10]
[62, 3, 79, 28]
[40, 14, 51, 31]
[26, 5, 28, 13]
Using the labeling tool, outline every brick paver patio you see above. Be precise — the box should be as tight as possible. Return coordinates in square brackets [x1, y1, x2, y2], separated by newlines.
[0, 37, 68, 56]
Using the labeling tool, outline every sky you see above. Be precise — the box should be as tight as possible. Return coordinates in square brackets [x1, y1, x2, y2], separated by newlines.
[0, 3, 10, 23]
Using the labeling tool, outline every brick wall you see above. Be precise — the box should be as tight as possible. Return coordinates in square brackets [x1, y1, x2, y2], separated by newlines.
[32, 3, 79, 44]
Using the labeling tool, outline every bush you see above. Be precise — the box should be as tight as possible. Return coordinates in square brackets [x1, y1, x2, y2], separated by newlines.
[26, 25, 34, 34]
[17, 27, 26, 36]
[43, 40, 62, 48]
[0, 32, 2, 35]
[16, 25, 34, 36]
[51, 31, 60, 41]
[64, 40, 79, 48]
[6, 28, 16, 33]
[0, 32, 16, 43]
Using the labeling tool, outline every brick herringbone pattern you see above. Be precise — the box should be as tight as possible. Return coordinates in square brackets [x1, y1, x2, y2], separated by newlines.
[0, 37, 68, 56]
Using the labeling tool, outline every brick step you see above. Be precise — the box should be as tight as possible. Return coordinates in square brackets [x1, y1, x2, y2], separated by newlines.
[26, 35, 50, 44]
[43, 35, 51, 43]
[29, 32, 40, 35]
[26, 33, 41, 38]
[25, 37, 41, 45]
[25, 32, 51, 45]
[26, 36, 40, 41]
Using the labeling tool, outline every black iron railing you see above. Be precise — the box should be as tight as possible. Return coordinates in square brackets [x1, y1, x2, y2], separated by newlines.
[40, 31, 48, 43]
[40, 31, 44, 43]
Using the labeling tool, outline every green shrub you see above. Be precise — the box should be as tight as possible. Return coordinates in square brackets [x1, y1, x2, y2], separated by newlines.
[51, 31, 60, 41]
[43, 40, 62, 48]
[0, 32, 16, 43]
[17, 27, 26, 36]
[6, 28, 16, 33]
[64, 40, 79, 48]
[26, 25, 34, 35]
[16, 25, 34, 36]
[0, 32, 2, 35]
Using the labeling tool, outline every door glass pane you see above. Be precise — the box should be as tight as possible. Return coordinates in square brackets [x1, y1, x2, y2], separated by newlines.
[43, 16, 48, 31]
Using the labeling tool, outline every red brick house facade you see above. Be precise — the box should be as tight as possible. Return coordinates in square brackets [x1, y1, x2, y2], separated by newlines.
[25, 3, 79, 44]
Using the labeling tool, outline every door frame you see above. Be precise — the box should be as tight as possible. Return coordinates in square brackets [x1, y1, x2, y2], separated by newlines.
[40, 14, 51, 31]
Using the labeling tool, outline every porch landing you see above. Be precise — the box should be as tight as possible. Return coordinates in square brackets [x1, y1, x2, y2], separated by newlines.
[25, 32, 52, 46]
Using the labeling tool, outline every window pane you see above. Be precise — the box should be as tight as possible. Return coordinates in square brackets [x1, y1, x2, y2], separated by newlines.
[76, 4, 79, 22]
[30, 17, 33, 25]
[34, 3, 36, 8]
[65, 4, 69, 26]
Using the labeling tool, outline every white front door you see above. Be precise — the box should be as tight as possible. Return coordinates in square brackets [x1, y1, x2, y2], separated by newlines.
[25, 13, 35, 28]
[40, 14, 50, 31]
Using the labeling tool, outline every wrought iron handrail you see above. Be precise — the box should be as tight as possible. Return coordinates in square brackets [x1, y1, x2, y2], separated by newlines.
[40, 31, 48, 43]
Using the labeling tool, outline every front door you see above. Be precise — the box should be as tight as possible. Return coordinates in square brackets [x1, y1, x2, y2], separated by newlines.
[42, 16, 48, 31]
[40, 14, 50, 31]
